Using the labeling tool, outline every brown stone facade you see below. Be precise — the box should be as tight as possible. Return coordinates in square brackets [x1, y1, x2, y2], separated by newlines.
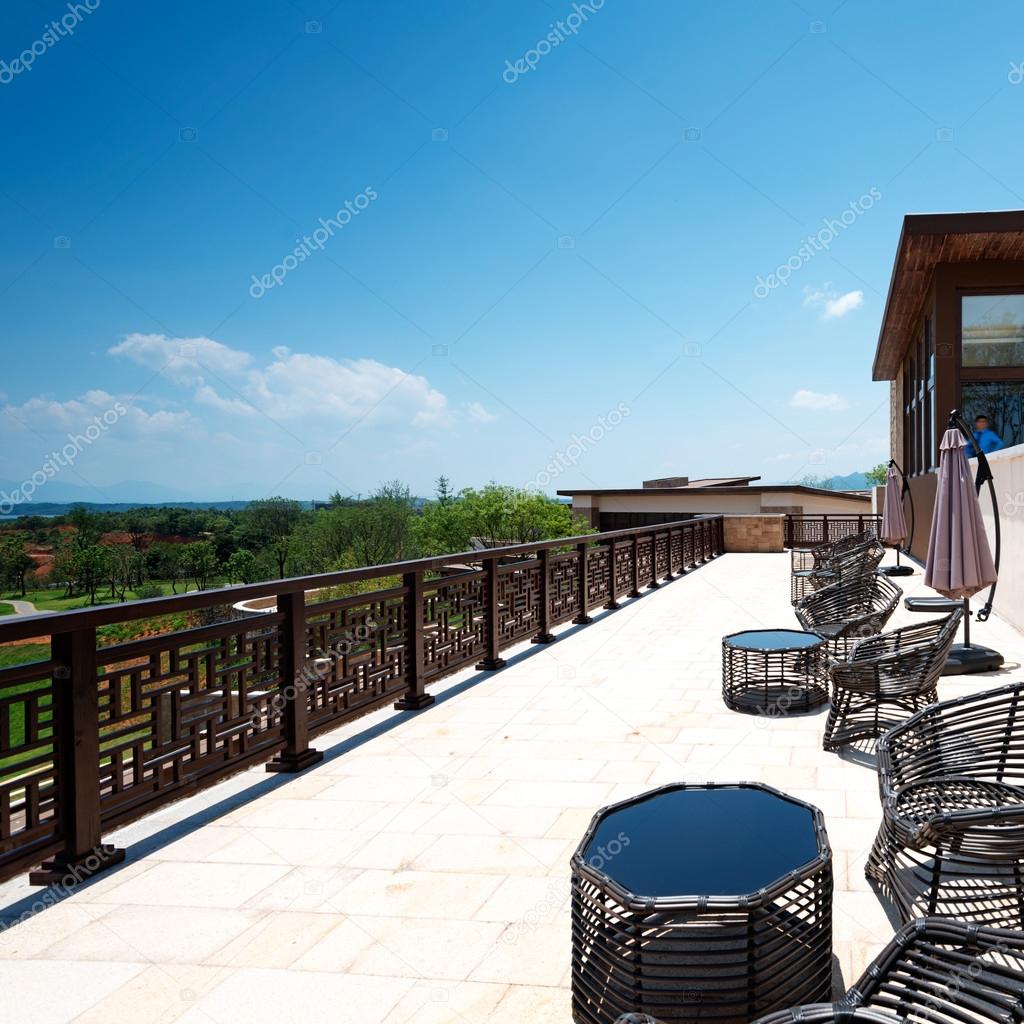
[890, 368, 903, 464]
[722, 514, 784, 553]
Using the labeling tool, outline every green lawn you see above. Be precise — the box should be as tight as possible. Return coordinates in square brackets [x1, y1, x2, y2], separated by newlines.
[0, 603, 14, 616]
[1, 580, 206, 613]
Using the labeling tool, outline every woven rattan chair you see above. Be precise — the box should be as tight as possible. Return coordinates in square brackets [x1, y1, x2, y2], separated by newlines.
[820, 611, 961, 752]
[866, 681, 1024, 927]
[791, 534, 885, 604]
[791, 530, 877, 573]
[794, 572, 902, 658]
[752, 917, 1024, 1024]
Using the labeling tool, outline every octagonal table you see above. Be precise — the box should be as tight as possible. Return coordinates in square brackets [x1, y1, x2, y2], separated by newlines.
[571, 782, 833, 1024]
[722, 628, 829, 714]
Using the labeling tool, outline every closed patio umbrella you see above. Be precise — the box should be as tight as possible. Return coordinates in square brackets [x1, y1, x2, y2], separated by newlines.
[880, 460, 914, 577]
[916, 415, 1002, 673]
[925, 427, 997, 599]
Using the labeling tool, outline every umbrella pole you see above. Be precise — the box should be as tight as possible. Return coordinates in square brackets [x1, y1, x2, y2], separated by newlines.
[881, 457, 915, 577]
[941, 412, 1004, 676]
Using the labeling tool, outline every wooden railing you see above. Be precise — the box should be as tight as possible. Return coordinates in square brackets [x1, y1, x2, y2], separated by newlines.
[0, 515, 724, 885]
[783, 514, 882, 548]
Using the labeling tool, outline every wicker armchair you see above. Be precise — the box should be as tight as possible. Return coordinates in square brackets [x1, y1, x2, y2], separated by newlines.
[791, 530, 877, 573]
[794, 572, 902, 658]
[866, 681, 1024, 927]
[752, 917, 1024, 1024]
[821, 611, 961, 751]
[791, 535, 884, 605]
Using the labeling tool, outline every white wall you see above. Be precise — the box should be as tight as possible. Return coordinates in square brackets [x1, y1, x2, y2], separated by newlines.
[574, 489, 871, 516]
[977, 442, 1024, 632]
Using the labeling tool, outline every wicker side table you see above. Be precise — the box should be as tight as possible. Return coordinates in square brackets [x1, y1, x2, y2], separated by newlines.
[571, 783, 833, 1024]
[722, 629, 828, 714]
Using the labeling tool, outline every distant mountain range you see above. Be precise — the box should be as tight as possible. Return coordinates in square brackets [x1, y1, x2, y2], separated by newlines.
[827, 472, 871, 490]
[0, 478, 318, 514]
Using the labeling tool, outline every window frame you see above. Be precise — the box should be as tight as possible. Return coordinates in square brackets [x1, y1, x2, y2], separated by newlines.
[957, 287, 1024, 455]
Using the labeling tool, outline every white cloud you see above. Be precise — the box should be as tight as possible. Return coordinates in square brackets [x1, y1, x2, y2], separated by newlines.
[252, 352, 451, 427]
[802, 286, 864, 320]
[789, 389, 849, 412]
[1, 390, 199, 438]
[194, 384, 257, 417]
[464, 401, 497, 423]
[109, 333, 452, 430]
[110, 333, 252, 385]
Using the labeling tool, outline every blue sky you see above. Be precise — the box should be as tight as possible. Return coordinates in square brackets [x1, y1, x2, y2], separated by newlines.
[2, 0, 1024, 503]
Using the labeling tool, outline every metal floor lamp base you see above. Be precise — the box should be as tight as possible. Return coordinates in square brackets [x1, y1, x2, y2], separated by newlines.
[943, 644, 1005, 675]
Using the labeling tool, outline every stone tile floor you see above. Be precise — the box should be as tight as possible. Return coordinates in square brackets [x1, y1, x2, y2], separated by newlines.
[1, 550, 1022, 1024]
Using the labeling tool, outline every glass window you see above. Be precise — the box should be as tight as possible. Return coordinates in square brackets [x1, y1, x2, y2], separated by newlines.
[962, 293, 1024, 367]
[960, 381, 1024, 451]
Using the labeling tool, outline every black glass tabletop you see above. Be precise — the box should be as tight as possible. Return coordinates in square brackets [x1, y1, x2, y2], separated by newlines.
[724, 629, 822, 651]
[582, 785, 820, 898]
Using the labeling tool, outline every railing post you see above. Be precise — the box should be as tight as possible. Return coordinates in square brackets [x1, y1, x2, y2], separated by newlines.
[395, 570, 435, 709]
[718, 516, 725, 554]
[573, 542, 593, 624]
[267, 591, 323, 772]
[476, 557, 506, 671]
[647, 533, 660, 588]
[604, 539, 620, 609]
[532, 548, 556, 642]
[30, 627, 125, 886]
[630, 535, 642, 597]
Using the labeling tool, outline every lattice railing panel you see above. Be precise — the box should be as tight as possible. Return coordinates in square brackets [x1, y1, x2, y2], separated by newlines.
[585, 546, 611, 608]
[0, 653, 60, 878]
[653, 533, 669, 578]
[96, 617, 287, 827]
[497, 561, 542, 645]
[423, 571, 488, 679]
[305, 589, 409, 732]
[550, 552, 581, 625]
[636, 536, 654, 583]
[612, 542, 633, 595]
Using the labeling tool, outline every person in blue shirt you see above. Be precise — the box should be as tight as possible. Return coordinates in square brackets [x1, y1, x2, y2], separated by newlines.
[965, 414, 1003, 458]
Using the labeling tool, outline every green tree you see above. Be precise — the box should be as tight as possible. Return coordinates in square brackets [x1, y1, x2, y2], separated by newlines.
[75, 545, 109, 605]
[147, 542, 186, 593]
[346, 481, 418, 565]
[0, 537, 35, 596]
[107, 544, 143, 602]
[225, 549, 260, 584]
[865, 463, 889, 487]
[797, 474, 837, 491]
[435, 475, 454, 506]
[416, 484, 590, 554]
[181, 541, 219, 591]
[238, 497, 304, 578]
[67, 505, 102, 550]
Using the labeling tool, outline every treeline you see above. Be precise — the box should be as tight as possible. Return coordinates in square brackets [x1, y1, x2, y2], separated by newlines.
[0, 480, 590, 603]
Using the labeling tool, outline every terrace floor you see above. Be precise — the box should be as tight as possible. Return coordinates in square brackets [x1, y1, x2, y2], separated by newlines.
[2, 550, 1023, 1024]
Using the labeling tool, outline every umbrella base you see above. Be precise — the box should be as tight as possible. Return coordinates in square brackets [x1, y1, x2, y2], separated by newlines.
[880, 565, 915, 577]
[943, 643, 1004, 676]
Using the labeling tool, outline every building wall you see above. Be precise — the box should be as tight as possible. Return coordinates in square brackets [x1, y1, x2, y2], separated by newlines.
[569, 488, 870, 527]
[722, 515, 784, 553]
[977, 443, 1024, 633]
[891, 369, 903, 464]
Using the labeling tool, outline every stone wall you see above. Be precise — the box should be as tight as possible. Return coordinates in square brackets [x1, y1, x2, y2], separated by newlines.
[722, 514, 784, 553]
